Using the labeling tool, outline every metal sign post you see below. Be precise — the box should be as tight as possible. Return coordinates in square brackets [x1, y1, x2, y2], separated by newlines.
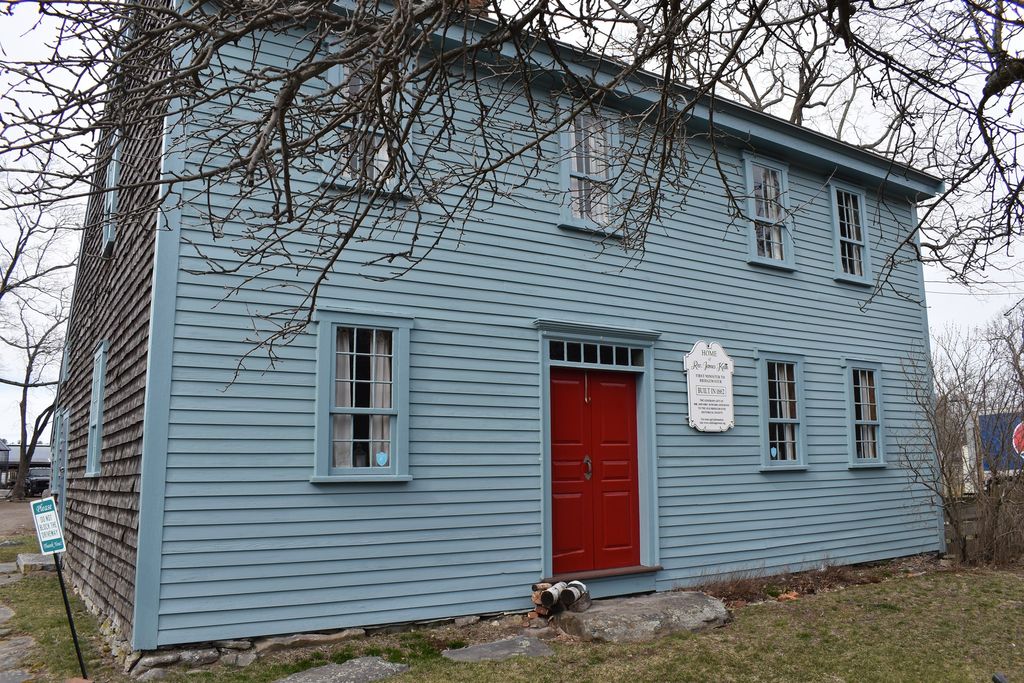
[31, 497, 88, 680]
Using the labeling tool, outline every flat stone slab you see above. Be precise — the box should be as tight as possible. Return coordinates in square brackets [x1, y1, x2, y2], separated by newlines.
[0, 636, 35, 671]
[441, 636, 554, 662]
[0, 606, 13, 626]
[273, 657, 409, 683]
[15, 554, 54, 574]
[555, 591, 729, 643]
[0, 671, 32, 683]
[0, 563, 18, 574]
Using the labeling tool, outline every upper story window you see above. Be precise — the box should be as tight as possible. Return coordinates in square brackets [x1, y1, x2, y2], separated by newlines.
[101, 135, 120, 258]
[568, 114, 612, 224]
[559, 113, 618, 233]
[313, 309, 412, 482]
[847, 363, 885, 466]
[831, 183, 872, 285]
[326, 63, 395, 189]
[86, 340, 108, 476]
[759, 353, 805, 469]
[743, 154, 793, 270]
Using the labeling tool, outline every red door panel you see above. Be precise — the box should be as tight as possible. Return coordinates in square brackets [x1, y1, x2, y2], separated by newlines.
[550, 369, 593, 573]
[590, 371, 640, 569]
[551, 368, 640, 574]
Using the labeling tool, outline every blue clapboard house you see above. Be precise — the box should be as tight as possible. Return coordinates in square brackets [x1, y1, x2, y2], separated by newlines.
[54, 13, 944, 652]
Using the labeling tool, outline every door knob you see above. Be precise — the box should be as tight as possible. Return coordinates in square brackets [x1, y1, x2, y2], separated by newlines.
[583, 455, 592, 480]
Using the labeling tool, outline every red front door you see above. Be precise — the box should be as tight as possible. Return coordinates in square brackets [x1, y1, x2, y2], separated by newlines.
[550, 367, 640, 574]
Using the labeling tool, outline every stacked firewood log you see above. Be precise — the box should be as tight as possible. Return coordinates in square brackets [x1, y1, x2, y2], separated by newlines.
[528, 580, 592, 618]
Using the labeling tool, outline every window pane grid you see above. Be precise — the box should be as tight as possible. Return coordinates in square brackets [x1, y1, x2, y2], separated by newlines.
[333, 326, 394, 469]
[333, 63, 394, 185]
[837, 190, 865, 276]
[756, 222, 785, 260]
[852, 368, 880, 459]
[569, 116, 612, 223]
[753, 165, 784, 222]
[766, 361, 799, 462]
[549, 339, 644, 368]
[751, 163, 786, 260]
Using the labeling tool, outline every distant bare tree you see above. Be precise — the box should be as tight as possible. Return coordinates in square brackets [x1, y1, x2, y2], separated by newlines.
[902, 313, 1024, 564]
[0, 179, 76, 499]
[0, 0, 1021, 333]
[0, 291, 68, 501]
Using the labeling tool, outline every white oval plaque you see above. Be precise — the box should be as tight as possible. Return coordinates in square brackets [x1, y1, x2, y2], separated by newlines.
[684, 340, 735, 432]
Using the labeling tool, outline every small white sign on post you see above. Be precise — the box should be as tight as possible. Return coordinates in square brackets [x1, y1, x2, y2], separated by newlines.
[684, 340, 735, 432]
[31, 496, 66, 555]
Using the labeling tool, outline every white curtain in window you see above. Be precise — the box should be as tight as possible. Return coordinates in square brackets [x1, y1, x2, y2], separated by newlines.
[371, 330, 392, 466]
[333, 328, 353, 467]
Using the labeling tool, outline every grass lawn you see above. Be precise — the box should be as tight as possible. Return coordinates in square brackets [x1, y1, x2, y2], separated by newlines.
[3, 563, 1024, 682]
[0, 534, 38, 563]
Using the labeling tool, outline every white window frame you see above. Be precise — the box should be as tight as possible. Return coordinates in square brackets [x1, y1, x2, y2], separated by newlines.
[845, 360, 886, 467]
[830, 181, 872, 285]
[323, 63, 399, 192]
[757, 352, 807, 470]
[559, 112, 618, 233]
[312, 308, 412, 482]
[743, 153, 794, 270]
[101, 134, 120, 258]
[85, 340, 109, 477]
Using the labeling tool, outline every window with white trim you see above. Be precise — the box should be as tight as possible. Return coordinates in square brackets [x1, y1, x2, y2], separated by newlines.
[850, 366, 883, 463]
[835, 190, 864, 276]
[332, 327, 394, 469]
[752, 163, 785, 259]
[101, 136, 120, 258]
[760, 354, 805, 468]
[831, 184, 872, 283]
[314, 310, 411, 481]
[86, 341, 108, 476]
[327, 63, 393, 186]
[744, 155, 793, 268]
[766, 361, 798, 461]
[565, 113, 614, 225]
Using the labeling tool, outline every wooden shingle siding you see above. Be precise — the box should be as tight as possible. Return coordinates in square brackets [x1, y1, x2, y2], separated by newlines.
[138, 32, 939, 645]
[59, 109, 161, 640]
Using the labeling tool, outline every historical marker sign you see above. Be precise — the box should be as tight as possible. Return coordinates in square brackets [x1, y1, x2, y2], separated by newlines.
[31, 496, 66, 555]
[684, 341, 735, 432]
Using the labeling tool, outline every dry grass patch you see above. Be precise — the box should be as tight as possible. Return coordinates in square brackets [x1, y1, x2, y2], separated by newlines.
[3, 557, 1024, 682]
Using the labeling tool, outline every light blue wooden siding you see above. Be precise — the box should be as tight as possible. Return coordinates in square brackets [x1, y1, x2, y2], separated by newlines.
[146, 35, 939, 646]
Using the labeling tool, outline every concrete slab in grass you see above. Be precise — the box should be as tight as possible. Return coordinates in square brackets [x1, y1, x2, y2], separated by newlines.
[442, 636, 554, 662]
[272, 657, 409, 683]
[15, 554, 54, 574]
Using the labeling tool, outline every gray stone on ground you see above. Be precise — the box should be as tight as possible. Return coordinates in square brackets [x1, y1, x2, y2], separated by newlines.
[0, 562, 18, 574]
[0, 574, 22, 587]
[441, 636, 553, 662]
[272, 657, 409, 683]
[0, 636, 36, 671]
[0, 605, 13, 626]
[255, 628, 365, 654]
[0, 671, 32, 683]
[220, 650, 258, 667]
[0, 541, 20, 548]
[15, 554, 54, 574]
[554, 591, 729, 643]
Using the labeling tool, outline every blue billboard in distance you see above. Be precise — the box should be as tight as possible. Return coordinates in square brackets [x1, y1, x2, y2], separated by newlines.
[977, 412, 1024, 472]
